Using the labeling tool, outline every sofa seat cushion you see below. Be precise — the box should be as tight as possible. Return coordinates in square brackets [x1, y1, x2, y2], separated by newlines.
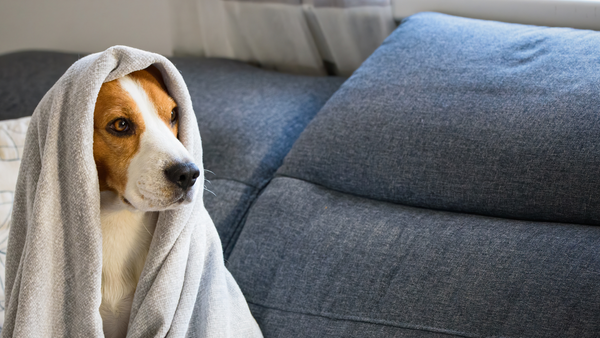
[228, 177, 600, 337]
[279, 12, 600, 225]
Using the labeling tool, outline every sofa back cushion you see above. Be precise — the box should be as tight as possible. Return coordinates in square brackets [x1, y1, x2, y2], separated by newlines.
[172, 57, 344, 254]
[279, 12, 600, 225]
[0, 52, 80, 121]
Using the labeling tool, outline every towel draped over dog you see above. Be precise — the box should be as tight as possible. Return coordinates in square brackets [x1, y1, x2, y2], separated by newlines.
[2, 46, 262, 337]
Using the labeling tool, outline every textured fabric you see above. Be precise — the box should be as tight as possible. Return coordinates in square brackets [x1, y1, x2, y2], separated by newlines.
[172, 57, 344, 189]
[3, 46, 261, 337]
[0, 116, 30, 329]
[172, 57, 344, 253]
[229, 177, 600, 337]
[0, 52, 344, 257]
[202, 179, 256, 254]
[279, 12, 600, 225]
[0, 51, 80, 121]
[248, 303, 459, 338]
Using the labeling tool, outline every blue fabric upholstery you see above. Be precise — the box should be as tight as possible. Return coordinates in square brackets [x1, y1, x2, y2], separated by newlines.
[170, 57, 344, 253]
[279, 12, 600, 225]
[228, 12, 600, 337]
[230, 177, 600, 337]
[0, 51, 80, 121]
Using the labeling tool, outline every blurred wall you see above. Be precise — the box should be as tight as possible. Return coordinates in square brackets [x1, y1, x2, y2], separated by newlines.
[0, 0, 173, 56]
[392, 0, 600, 31]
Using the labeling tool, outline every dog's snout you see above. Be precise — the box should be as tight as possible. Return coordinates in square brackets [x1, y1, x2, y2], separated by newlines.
[165, 162, 200, 191]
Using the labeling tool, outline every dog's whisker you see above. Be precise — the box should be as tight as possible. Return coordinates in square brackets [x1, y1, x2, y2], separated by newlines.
[142, 223, 153, 237]
[204, 186, 217, 196]
[204, 169, 215, 175]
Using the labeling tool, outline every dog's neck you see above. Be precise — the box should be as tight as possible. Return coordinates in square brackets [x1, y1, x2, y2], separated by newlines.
[99, 191, 157, 337]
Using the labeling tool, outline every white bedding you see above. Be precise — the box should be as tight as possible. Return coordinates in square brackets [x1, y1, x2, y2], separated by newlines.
[0, 116, 31, 328]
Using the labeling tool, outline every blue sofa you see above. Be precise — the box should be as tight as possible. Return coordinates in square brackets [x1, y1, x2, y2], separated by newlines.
[2, 12, 600, 337]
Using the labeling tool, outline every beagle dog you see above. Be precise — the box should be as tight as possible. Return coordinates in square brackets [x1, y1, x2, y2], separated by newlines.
[93, 66, 199, 338]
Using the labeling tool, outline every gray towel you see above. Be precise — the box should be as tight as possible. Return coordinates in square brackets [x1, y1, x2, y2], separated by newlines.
[3, 46, 262, 337]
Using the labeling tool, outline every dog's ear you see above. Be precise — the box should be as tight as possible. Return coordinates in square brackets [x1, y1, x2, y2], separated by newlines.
[145, 64, 168, 92]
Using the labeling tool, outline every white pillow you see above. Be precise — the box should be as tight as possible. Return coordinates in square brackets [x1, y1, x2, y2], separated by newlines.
[0, 116, 31, 328]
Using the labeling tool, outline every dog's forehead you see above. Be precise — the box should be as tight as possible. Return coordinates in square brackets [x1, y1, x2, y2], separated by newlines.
[117, 75, 173, 125]
[127, 69, 176, 117]
[95, 81, 135, 115]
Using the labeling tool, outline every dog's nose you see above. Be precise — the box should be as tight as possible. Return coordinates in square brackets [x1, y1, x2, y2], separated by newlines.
[164, 162, 200, 191]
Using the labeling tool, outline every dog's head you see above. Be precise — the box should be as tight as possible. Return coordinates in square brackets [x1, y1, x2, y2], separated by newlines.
[93, 66, 199, 211]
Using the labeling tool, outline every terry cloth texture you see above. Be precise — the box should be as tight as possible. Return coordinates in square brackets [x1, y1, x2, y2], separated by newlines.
[229, 177, 600, 337]
[3, 46, 262, 337]
[279, 12, 600, 226]
[170, 57, 345, 256]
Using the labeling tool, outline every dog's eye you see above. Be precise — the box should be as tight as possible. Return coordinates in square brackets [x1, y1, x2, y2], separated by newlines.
[107, 118, 133, 136]
[113, 119, 129, 132]
[106, 118, 134, 136]
[171, 109, 178, 124]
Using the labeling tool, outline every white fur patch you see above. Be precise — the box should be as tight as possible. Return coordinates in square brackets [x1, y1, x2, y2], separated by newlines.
[117, 75, 194, 211]
[99, 191, 157, 338]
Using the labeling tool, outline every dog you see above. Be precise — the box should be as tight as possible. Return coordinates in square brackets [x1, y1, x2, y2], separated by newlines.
[93, 66, 200, 338]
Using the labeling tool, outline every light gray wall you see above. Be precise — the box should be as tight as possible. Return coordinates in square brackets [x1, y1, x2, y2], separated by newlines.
[4, 0, 600, 57]
[392, 0, 600, 31]
[0, 0, 173, 56]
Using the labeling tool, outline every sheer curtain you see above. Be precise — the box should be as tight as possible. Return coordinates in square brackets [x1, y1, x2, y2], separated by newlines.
[170, 0, 396, 75]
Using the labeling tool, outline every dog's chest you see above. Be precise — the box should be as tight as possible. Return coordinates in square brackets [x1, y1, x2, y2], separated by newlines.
[99, 194, 157, 337]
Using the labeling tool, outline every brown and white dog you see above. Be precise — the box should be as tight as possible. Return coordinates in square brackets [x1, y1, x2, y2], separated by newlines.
[93, 66, 200, 338]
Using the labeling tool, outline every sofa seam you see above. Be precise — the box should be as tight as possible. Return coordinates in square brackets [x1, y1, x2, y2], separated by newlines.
[247, 300, 481, 338]
[223, 187, 259, 260]
[222, 179, 273, 260]
[272, 173, 592, 227]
